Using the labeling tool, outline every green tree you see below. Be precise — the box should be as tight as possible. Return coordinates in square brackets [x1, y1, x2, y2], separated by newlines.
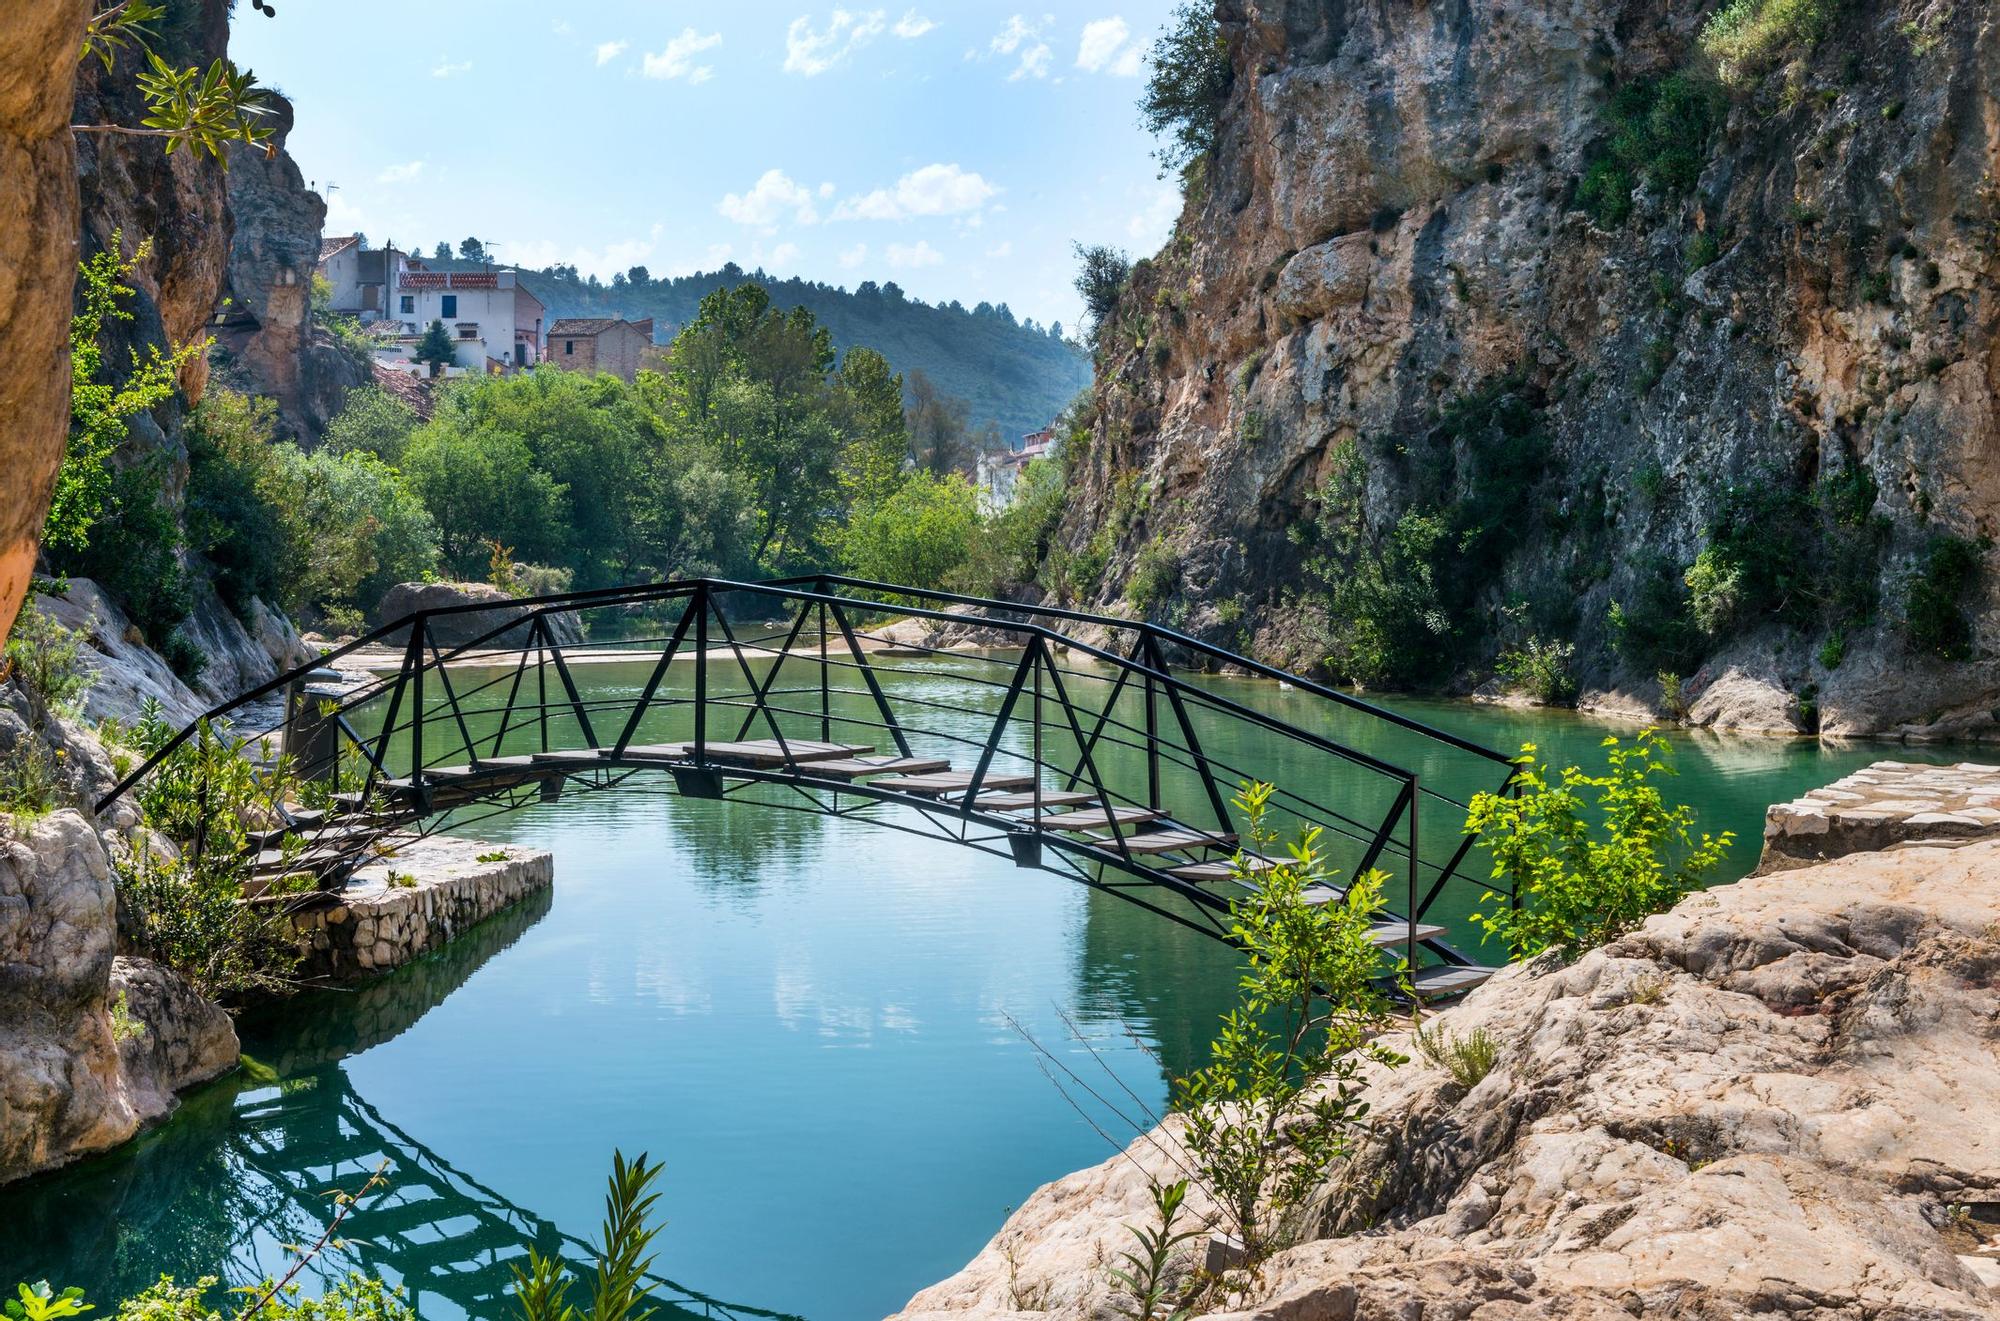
[835, 346, 908, 505]
[184, 388, 288, 609]
[840, 473, 980, 590]
[75, 2, 276, 162]
[1140, 2, 1233, 171]
[401, 424, 567, 576]
[1072, 244, 1132, 340]
[458, 237, 489, 262]
[1172, 782, 1400, 1263]
[413, 320, 456, 375]
[323, 385, 422, 464]
[45, 233, 206, 556]
[904, 368, 975, 476]
[1465, 730, 1732, 960]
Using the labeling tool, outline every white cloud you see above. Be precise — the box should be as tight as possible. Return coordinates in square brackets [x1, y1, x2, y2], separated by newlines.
[886, 239, 943, 267]
[718, 169, 821, 229]
[766, 242, 802, 267]
[505, 234, 662, 281]
[893, 9, 936, 38]
[643, 28, 722, 82]
[838, 243, 869, 268]
[552, 19, 572, 36]
[985, 240, 1013, 258]
[785, 9, 889, 76]
[990, 14, 1052, 80]
[377, 160, 425, 184]
[595, 40, 629, 66]
[817, 181, 836, 198]
[832, 162, 998, 221]
[432, 59, 472, 78]
[1076, 16, 1142, 75]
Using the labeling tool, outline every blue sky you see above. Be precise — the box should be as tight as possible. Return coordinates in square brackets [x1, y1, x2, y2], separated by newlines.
[234, 2, 1186, 329]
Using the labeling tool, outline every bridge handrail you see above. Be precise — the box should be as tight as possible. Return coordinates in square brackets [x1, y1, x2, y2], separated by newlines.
[96, 576, 1512, 815]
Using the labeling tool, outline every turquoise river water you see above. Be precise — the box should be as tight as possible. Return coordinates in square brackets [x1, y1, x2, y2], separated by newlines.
[0, 655, 1961, 1318]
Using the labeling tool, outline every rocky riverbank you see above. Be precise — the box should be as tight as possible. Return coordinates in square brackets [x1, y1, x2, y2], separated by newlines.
[895, 763, 2000, 1319]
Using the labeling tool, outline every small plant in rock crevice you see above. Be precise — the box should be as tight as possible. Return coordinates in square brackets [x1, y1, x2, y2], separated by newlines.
[1108, 1179, 1201, 1321]
[1413, 1021, 1500, 1089]
[1496, 637, 1578, 706]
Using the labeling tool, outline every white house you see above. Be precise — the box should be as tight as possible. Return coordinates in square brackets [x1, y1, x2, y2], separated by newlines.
[315, 241, 545, 373]
[976, 427, 1057, 512]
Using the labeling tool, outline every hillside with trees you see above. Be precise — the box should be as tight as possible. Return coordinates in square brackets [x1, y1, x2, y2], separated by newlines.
[411, 244, 1087, 442]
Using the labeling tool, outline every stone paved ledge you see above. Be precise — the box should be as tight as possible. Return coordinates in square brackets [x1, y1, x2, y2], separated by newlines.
[1760, 760, 2000, 871]
[289, 834, 553, 980]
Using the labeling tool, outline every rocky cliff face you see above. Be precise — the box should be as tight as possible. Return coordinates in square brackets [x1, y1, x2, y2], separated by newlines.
[1062, 0, 2000, 738]
[219, 95, 369, 444]
[897, 803, 2000, 1318]
[0, 2, 87, 648]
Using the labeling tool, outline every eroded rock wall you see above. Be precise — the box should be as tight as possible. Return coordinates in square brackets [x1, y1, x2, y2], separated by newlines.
[0, 1, 88, 648]
[1064, 0, 2000, 737]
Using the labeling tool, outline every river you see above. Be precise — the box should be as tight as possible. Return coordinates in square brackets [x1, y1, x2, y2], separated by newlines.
[0, 656, 1955, 1318]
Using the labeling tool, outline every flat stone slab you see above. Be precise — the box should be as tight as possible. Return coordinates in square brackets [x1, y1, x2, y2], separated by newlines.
[290, 833, 553, 980]
[1761, 760, 2000, 871]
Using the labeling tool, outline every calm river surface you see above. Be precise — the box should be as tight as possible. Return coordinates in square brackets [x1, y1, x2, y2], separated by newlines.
[0, 655, 1960, 1318]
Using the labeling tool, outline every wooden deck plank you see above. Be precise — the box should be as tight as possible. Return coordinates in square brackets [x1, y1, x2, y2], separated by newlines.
[971, 790, 1098, 810]
[616, 743, 691, 762]
[872, 771, 1035, 796]
[1364, 921, 1448, 946]
[1037, 806, 1166, 831]
[694, 739, 873, 767]
[1109, 828, 1235, 855]
[1409, 964, 1496, 999]
[1164, 856, 1280, 882]
[808, 756, 952, 780]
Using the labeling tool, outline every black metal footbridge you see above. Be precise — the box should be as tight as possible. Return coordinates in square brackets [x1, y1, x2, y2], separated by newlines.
[98, 576, 1520, 997]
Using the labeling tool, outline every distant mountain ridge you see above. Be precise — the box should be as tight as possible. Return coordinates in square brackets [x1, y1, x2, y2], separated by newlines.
[417, 255, 1090, 440]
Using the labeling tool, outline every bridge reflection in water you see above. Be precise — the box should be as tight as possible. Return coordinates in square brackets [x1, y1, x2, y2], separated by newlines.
[0, 893, 798, 1321]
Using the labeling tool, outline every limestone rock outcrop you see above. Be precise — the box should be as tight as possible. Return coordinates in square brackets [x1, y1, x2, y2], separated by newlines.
[1062, 0, 2000, 736]
[0, 811, 238, 1185]
[219, 95, 369, 444]
[897, 834, 2000, 1319]
[376, 581, 583, 647]
[0, 0, 87, 647]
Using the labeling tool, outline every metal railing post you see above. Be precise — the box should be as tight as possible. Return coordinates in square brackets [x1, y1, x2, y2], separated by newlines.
[1406, 773, 1420, 968]
[536, 616, 549, 755]
[694, 583, 708, 763]
[818, 597, 830, 743]
[410, 616, 426, 792]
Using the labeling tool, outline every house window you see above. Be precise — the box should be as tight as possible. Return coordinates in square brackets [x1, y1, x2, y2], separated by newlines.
[564, 341, 575, 355]
[441, 294, 458, 318]
[399, 295, 414, 314]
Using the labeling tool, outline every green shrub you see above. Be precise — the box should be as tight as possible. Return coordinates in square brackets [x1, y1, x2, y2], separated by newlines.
[0, 740, 65, 820]
[1683, 547, 1744, 635]
[1577, 75, 1724, 228]
[54, 459, 194, 648]
[1496, 636, 1579, 706]
[323, 385, 422, 464]
[1172, 782, 1399, 1264]
[1466, 729, 1733, 960]
[1126, 537, 1181, 616]
[1685, 231, 1721, 271]
[4, 602, 92, 715]
[1607, 557, 1704, 674]
[1902, 534, 1986, 660]
[1657, 670, 1691, 721]
[839, 473, 980, 592]
[1702, 0, 1840, 88]
[1414, 1021, 1499, 1088]
[119, 847, 301, 1001]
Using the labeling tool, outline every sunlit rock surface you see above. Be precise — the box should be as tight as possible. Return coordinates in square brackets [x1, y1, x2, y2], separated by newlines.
[896, 821, 2000, 1318]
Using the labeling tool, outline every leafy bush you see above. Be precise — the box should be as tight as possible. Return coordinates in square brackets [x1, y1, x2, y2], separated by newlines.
[1466, 730, 1733, 960]
[510, 1152, 665, 1321]
[1125, 537, 1181, 616]
[1172, 782, 1400, 1263]
[1576, 75, 1724, 227]
[55, 460, 194, 650]
[1683, 547, 1744, 635]
[839, 473, 981, 592]
[119, 847, 301, 1001]
[111, 1273, 414, 1320]
[0, 740, 66, 821]
[1140, 1, 1234, 171]
[1073, 244, 1133, 338]
[958, 455, 1070, 597]
[1608, 558, 1705, 674]
[1495, 636, 1578, 706]
[185, 388, 289, 611]
[323, 385, 422, 465]
[1702, 0, 1840, 88]
[4, 603, 92, 715]
[1902, 534, 1987, 660]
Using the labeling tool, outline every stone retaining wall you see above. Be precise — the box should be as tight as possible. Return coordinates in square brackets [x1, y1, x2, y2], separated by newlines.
[290, 834, 553, 980]
[1760, 760, 2000, 871]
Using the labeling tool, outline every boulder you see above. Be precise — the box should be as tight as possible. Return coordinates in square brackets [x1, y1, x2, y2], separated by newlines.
[376, 581, 583, 648]
[0, 808, 240, 1187]
[896, 836, 2000, 1319]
